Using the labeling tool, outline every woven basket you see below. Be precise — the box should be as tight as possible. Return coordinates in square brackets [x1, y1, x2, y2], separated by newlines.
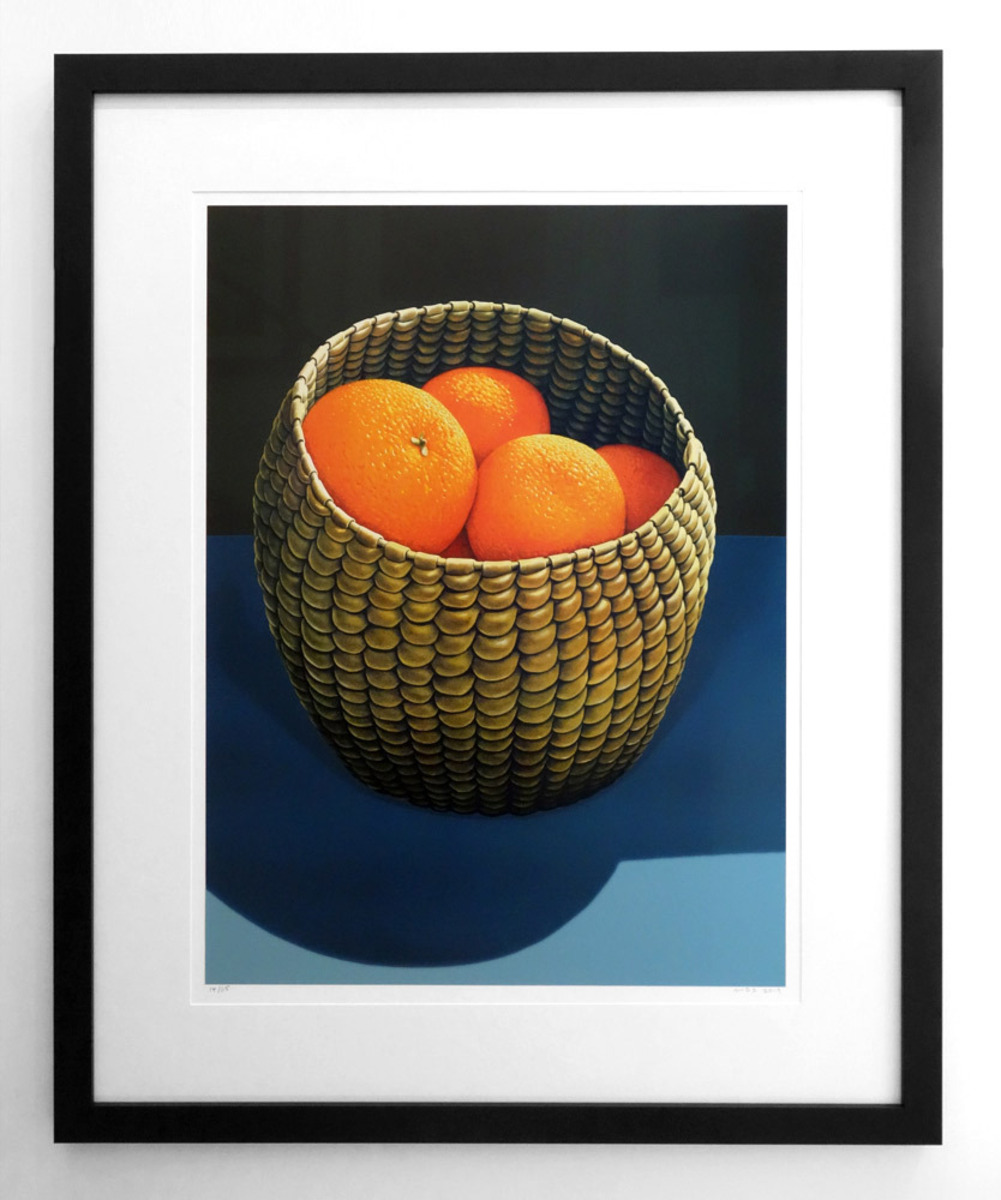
[252, 301, 716, 815]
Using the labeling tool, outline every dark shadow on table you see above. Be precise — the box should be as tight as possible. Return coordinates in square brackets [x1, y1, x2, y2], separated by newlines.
[206, 536, 785, 967]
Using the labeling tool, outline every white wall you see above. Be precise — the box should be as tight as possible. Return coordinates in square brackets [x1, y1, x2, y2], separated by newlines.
[2, 2, 998, 1196]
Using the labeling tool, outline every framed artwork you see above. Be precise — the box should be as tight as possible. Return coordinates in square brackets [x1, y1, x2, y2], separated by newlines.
[54, 50, 942, 1143]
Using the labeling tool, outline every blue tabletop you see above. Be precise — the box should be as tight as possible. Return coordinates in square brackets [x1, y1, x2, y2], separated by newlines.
[206, 534, 786, 987]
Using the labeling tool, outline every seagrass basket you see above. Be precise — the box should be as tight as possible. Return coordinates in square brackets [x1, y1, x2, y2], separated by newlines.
[252, 301, 716, 815]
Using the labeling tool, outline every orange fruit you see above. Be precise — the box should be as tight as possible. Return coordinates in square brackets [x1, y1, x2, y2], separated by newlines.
[441, 527, 475, 559]
[302, 379, 477, 554]
[596, 443, 681, 530]
[467, 434, 626, 561]
[422, 366, 550, 464]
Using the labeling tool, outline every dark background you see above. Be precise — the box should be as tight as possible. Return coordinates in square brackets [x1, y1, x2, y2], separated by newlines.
[206, 205, 787, 535]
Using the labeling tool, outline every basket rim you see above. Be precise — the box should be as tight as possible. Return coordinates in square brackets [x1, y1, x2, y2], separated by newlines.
[286, 300, 709, 574]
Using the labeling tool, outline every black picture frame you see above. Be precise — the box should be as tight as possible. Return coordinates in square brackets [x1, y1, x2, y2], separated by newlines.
[53, 50, 942, 1145]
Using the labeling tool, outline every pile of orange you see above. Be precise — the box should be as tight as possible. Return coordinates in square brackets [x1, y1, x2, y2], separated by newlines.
[301, 366, 682, 561]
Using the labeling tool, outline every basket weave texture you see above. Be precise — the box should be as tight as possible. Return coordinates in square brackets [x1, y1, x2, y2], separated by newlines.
[252, 301, 716, 815]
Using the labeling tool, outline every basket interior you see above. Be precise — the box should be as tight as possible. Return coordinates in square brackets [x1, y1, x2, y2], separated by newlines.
[291, 302, 696, 482]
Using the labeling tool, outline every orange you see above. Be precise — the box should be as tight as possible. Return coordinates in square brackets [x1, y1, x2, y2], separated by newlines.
[441, 527, 475, 559]
[422, 366, 550, 464]
[467, 434, 626, 562]
[302, 378, 477, 554]
[596, 443, 681, 530]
